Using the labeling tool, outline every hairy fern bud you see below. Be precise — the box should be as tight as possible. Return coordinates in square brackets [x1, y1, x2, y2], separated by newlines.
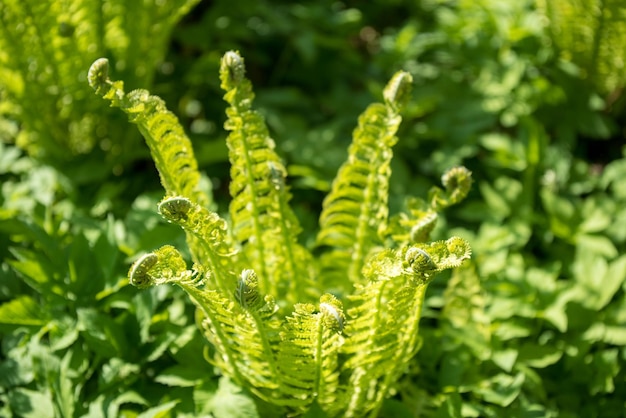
[405, 247, 438, 274]
[87, 58, 110, 94]
[158, 196, 194, 223]
[221, 50, 246, 87]
[129, 253, 158, 289]
[383, 70, 413, 112]
[235, 269, 263, 310]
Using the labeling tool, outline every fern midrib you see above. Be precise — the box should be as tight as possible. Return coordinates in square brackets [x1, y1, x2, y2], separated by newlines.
[274, 192, 306, 302]
[192, 237, 231, 294]
[231, 120, 271, 291]
[348, 111, 397, 282]
[245, 309, 282, 399]
[179, 284, 283, 404]
[371, 282, 427, 418]
[313, 314, 325, 399]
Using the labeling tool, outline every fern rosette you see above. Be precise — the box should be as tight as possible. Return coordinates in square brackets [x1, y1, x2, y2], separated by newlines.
[90, 51, 472, 417]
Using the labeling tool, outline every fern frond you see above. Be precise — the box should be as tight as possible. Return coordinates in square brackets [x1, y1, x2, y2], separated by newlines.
[88, 58, 210, 208]
[384, 197, 438, 245]
[339, 237, 471, 417]
[109, 51, 474, 417]
[316, 71, 413, 291]
[0, 0, 198, 158]
[219, 51, 314, 304]
[274, 294, 345, 413]
[383, 167, 472, 246]
[128, 245, 202, 289]
[130, 250, 284, 401]
[537, 0, 626, 94]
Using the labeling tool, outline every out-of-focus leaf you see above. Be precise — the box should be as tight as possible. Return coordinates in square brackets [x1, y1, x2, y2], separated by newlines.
[517, 343, 563, 368]
[136, 400, 181, 418]
[76, 308, 128, 358]
[208, 378, 260, 418]
[155, 364, 206, 387]
[7, 387, 55, 418]
[475, 372, 525, 407]
[0, 295, 48, 326]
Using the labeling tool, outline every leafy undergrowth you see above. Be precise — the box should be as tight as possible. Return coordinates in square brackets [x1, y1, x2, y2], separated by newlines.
[1, 0, 626, 417]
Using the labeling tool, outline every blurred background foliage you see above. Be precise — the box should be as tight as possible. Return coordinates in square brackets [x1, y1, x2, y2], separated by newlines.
[1, 0, 625, 416]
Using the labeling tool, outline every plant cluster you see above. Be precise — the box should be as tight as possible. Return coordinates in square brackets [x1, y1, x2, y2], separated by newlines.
[1, 0, 626, 417]
[87, 50, 472, 417]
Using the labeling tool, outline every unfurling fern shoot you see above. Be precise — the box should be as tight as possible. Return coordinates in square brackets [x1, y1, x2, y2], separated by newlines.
[90, 51, 472, 418]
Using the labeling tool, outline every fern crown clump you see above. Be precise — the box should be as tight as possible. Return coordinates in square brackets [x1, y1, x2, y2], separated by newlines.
[88, 51, 472, 417]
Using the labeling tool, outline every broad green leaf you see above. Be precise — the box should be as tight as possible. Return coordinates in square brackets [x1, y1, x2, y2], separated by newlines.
[517, 343, 563, 368]
[583, 323, 626, 346]
[84, 392, 148, 418]
[76, 308, 129, 358]
[572, 252, 626, 310]
[475, 372, 524, 407]
[0, 295, 48, 326]
[209, 378, 260, 418]
[155, 365, 206, 387]
[68, 232, 103, 298]
[136, 400, 181, 418]
[588, 349, 619, 395]
[576, 234, 618, 259]
[99, 358, 141, 391]
[7, 388, 55, 418]
[491, 349, 518, 373]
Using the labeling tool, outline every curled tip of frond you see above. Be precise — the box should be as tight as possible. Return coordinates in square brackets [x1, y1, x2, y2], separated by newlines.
[221, 50, 246, 85]
[430, 166, 473, 209]
[443, 236, 472, 268]
[409, 211, 438, 243]
[129, 253, 158, 288]
[442, 166, 472, 203]
[235, 269, 263, 310]
[319, 294, 345, 332]
[405, 247, 437, 273]
[159, 196, 193, 223]
[383, 70, 413, 111]
[88, 58, 110, 91]
[128, 245, 196, 289]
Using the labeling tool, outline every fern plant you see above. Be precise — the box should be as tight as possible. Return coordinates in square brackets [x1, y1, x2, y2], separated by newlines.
[0, 0, 198, 161]
[536, 0, 626, 96]
[88, 51, 472, 417]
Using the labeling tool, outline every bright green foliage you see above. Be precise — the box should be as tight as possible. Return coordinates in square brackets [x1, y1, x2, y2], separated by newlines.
[4, 1, 625, 417]
[537, 0, 626, 95]
[89, 51, 472, 416]
[0, 0, 199, 161]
